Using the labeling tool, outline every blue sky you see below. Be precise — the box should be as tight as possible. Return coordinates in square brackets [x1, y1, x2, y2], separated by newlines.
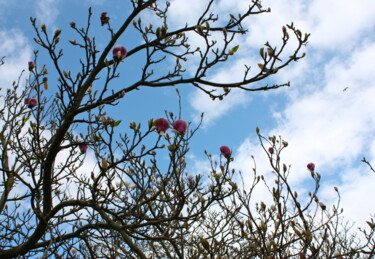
[1, 0, 375, 231]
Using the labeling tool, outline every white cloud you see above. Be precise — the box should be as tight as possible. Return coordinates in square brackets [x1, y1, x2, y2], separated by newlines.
[229, 34, 375, 232]
[319, 166, 375, 230]
[168, 0, 213, 28]
[35, 0, 60, 26]
[243, 0, 308, 50]
[183, 0, 311, 127]
[174, 1, 375, 232]
[306, 0, 375, 50]
[273, 42, 375, 176]
[190, 88, 249, 127]
[0, 29, 32, 89]
[241, 0, 375, 52]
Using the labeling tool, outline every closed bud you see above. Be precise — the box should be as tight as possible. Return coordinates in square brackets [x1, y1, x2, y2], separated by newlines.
[54, 29, 62, 38]
[101, 159, 108, 170]
[168, 144, 176, 152]
[229, 181, 237, 191]
[201, 238, 210, 251]
[43, 77, 48, 90]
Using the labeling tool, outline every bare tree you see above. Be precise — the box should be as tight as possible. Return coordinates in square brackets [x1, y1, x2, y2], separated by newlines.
[1, 0, 373, 258]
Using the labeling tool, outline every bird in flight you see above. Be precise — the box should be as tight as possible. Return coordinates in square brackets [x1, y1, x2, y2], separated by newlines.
[343, 87, 349, 92]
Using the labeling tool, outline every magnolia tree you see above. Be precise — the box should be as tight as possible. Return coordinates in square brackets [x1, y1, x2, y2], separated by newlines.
[0, 0, 374, 258]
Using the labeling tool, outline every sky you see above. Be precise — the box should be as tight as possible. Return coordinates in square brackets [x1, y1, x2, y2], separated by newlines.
[1, 0, 375, 237]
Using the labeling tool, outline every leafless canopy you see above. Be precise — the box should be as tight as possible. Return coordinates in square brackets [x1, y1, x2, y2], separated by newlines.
[0, 0, 373, 258]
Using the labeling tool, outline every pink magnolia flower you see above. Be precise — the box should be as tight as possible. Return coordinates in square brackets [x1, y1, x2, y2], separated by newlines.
[100, 12, 110, 26]
[155, 118, 169, 134]
[112, 45, 127, 61]
[27, 98, 38, 108]
[28, 61, 35, 71]
[220, 146, 231, 158]
[79, 143, 88, 154]
[268, 147, 274, 154]
[173, 119, 187, 134]
[307, 162, 315, 172]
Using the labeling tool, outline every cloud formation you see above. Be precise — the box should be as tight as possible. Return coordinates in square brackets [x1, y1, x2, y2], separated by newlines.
[181, 0, 375, 228]
[35, 0, 61, 26]
[0, 29, 32, 89]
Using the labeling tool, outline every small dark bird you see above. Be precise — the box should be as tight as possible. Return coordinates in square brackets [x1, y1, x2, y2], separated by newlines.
[343, 87, 349, 92]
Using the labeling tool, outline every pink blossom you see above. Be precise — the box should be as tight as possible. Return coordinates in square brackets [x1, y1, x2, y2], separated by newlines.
[307, 162, 315, 172]
[173, 119, 187, 134]
[28, 61, 35, 71]
[155, 118, 169, 134]
[100, 12, 110, 26]
[79, 143, 88, 154]
[112, 45, 127, 61]
[268, 147, 274, 154]
[220, 146, 231, 158]
[27, 98, 38, 108]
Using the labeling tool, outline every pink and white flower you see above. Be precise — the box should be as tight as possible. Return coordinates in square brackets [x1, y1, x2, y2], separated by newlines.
[155, 118, 169, 134]
[112, 45, 127, 61]
[173, 119, 187, 134]
[220, 146, 231, 158]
